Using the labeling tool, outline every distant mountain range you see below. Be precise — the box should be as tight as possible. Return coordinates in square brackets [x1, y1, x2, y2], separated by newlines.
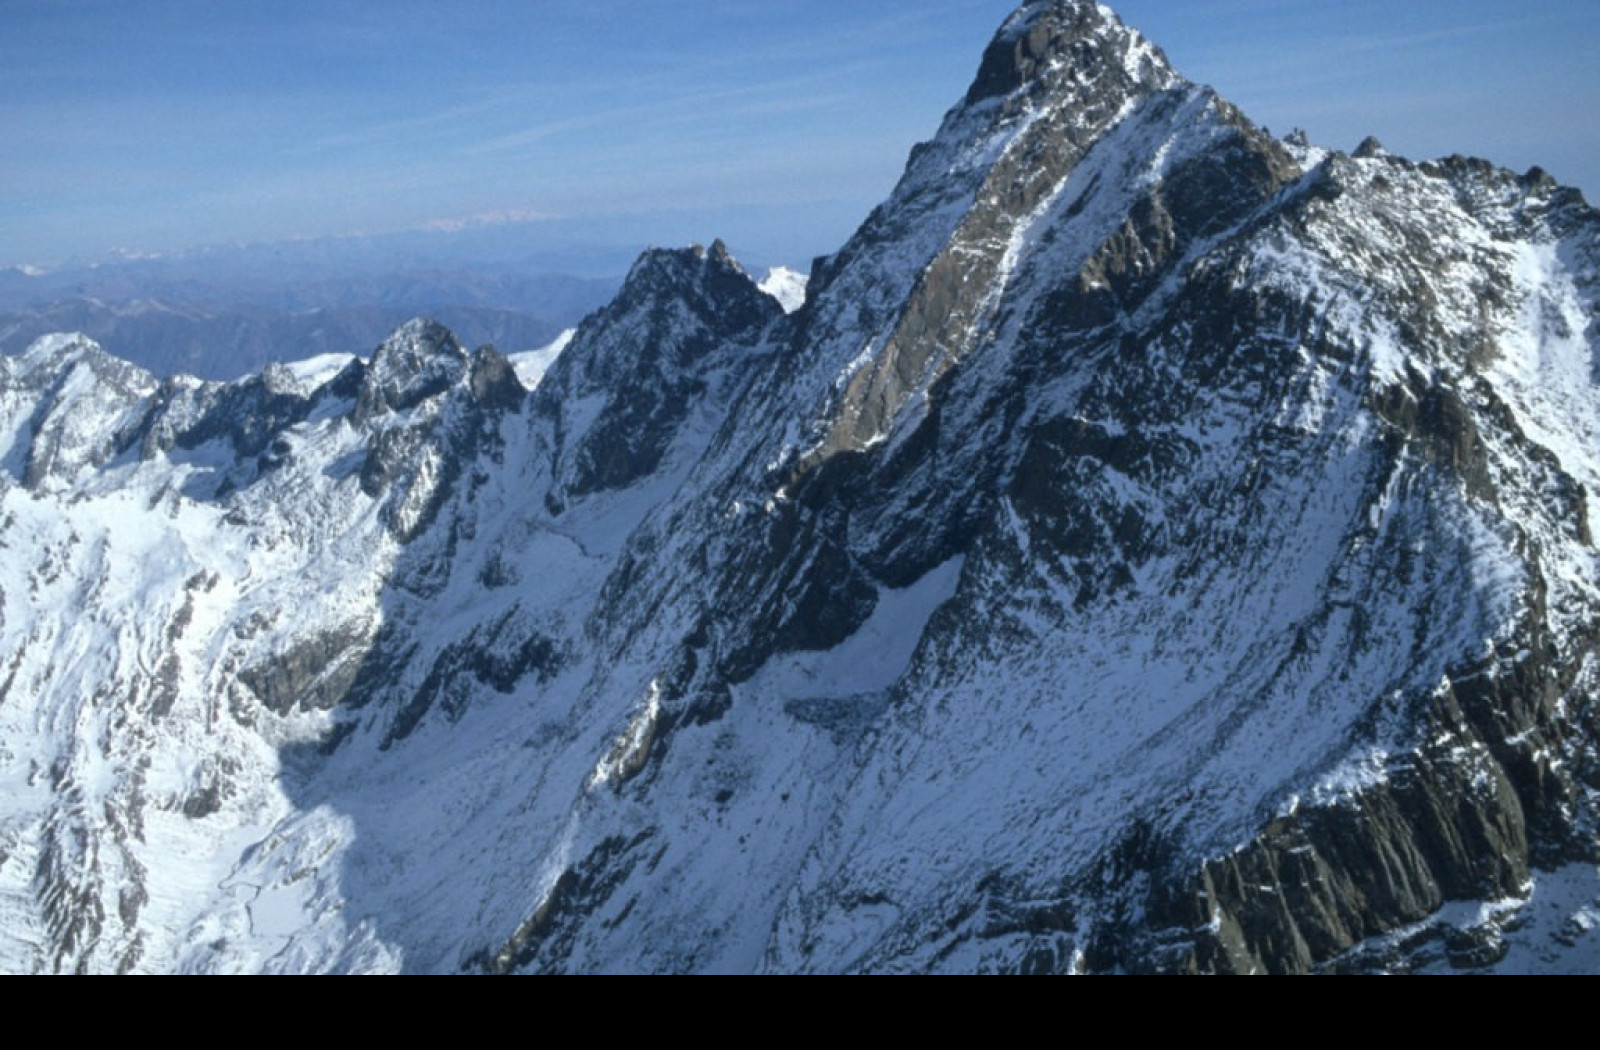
[0, 250, 621, 380]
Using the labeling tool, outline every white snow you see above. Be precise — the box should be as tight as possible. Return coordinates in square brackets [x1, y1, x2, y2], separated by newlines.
[758, 267, 808, 314]
[508, 328, 574, 390]
[744, 556, 963, 702]
[282, 352, 357, 389]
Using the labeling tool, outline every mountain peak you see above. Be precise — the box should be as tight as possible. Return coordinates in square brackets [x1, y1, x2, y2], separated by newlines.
[12, 331, 153, 392]
[965, 0, 1175, 106]
[355, 317, 468, 420]
[534, 241, 780, 501]
[793, 2, 1205, 468]
[605, 241, 777, 342]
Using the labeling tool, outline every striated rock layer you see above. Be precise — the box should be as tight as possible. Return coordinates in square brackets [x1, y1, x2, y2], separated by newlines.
[2, 1, 1598, 972]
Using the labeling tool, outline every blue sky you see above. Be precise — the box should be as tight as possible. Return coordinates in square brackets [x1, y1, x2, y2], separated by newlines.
[4, 0, 1597, 271]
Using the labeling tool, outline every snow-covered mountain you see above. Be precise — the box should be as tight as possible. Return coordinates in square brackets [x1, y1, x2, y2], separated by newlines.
[757, 267, 808, 315]
[3, 0, 1598, 973]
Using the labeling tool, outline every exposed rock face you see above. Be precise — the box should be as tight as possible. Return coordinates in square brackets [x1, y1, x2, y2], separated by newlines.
[535, 241, 779, 503]
[1, 334, 156, 489]
[354, 318, 468, 421]
[1, 0, 1599, 973]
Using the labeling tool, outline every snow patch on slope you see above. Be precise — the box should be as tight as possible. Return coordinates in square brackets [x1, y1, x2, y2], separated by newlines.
[509, 329, 574, 390]
[758, 267, 808, 314]
[746, 556, 963, 703]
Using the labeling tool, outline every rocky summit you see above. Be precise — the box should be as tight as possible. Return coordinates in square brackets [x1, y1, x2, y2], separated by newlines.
[2, 1, 1598, 973]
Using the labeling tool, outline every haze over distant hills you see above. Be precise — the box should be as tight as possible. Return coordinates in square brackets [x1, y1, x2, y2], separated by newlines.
[0, 228, 625, 379]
